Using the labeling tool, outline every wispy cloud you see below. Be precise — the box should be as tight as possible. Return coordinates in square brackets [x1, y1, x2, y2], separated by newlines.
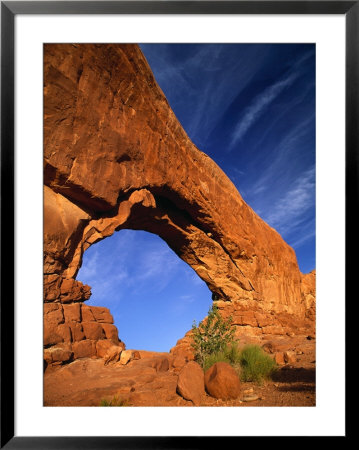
[179, 294, 196, 303]
[230, 72, 299, 148]
[77, 230, 204, 301]
[288, 228, 315, 249]
[132, 246, 181, 293]
[262, 166, 315, 234]
[141, 44, 271, 147]
[247, 113, 315, 199]
[250, 81, 315, 153]
[79, 249, 100, 279]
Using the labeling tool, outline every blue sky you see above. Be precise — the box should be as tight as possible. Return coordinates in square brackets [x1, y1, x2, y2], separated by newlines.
[77, 44, 315, 351]
[78, 230, 212, 351]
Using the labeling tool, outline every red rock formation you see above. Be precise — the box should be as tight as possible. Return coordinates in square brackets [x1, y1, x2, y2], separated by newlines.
[301, 270, 316, 322]
[44, 301, 123, 367]
[43, 44, 315, 365]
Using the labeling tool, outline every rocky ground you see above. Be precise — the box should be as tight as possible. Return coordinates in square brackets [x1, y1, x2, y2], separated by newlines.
[44, 334, 315, 407]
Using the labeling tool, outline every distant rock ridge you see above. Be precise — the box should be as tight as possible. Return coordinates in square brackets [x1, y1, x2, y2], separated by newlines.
[43, 44, 315, 366]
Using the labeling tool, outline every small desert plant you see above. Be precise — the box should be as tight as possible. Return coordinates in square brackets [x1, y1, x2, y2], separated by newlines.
[99, 395, 130, 407]
[202, 342, 242, 372]
[239, 345, 277, 383]
[202, 349, 230, 372]
[224, 341, 242, 365]
[191, 305, 237, 368]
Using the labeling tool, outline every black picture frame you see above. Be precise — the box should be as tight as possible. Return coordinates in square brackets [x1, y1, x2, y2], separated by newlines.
[1, 1, 354, 447]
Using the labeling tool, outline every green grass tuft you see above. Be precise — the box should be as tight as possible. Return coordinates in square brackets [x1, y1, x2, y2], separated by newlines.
[99, 395, 130, 407]
[202, 342, 242, 373]
[239, 345, 277, 383]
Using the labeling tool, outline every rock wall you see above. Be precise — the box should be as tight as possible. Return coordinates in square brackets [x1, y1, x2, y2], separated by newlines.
[44, 302, 122, 369]
[43, 44, 315, 365]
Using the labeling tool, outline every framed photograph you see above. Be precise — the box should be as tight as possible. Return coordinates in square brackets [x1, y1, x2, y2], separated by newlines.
[1, 1, 353, 446]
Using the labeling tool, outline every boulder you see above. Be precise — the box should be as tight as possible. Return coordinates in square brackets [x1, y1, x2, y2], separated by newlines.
[96, 339, 115, 358]
[44, 344, 73, 364]
[284, 351, 297, 364]
[103, 345, 124, 365]
[119, 350, 136, 365]
[204, 362, 240, 400]
[176, 361, 205, 406]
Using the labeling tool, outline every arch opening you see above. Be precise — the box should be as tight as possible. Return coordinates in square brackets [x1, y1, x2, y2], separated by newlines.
[77, 229, 212, 352]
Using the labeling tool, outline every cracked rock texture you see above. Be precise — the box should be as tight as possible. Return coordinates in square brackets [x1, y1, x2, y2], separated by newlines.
[43, 44, 315, 364]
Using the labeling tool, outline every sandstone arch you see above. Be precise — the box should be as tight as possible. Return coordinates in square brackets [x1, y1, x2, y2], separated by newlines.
[43, 44, 315, 365]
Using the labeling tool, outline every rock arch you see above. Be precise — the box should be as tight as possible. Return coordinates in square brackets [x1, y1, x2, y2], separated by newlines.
[43, 44, 315, 366]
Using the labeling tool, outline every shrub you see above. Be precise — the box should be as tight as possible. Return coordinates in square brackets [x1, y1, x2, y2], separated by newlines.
[239, 345, 277, 383]
[202, 342, 242, 372]
[99, 396, 130, 407]
[225, 341, 242, 366]
[191, 305, 237, 368]
[202, 349, 230, 372]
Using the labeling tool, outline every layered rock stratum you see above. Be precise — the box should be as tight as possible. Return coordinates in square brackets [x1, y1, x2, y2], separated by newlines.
[43, 44, 315, 367]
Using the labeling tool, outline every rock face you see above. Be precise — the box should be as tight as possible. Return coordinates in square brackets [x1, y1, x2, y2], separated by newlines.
[44, 301, 124, 367]
[43, 44, 315, 364]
